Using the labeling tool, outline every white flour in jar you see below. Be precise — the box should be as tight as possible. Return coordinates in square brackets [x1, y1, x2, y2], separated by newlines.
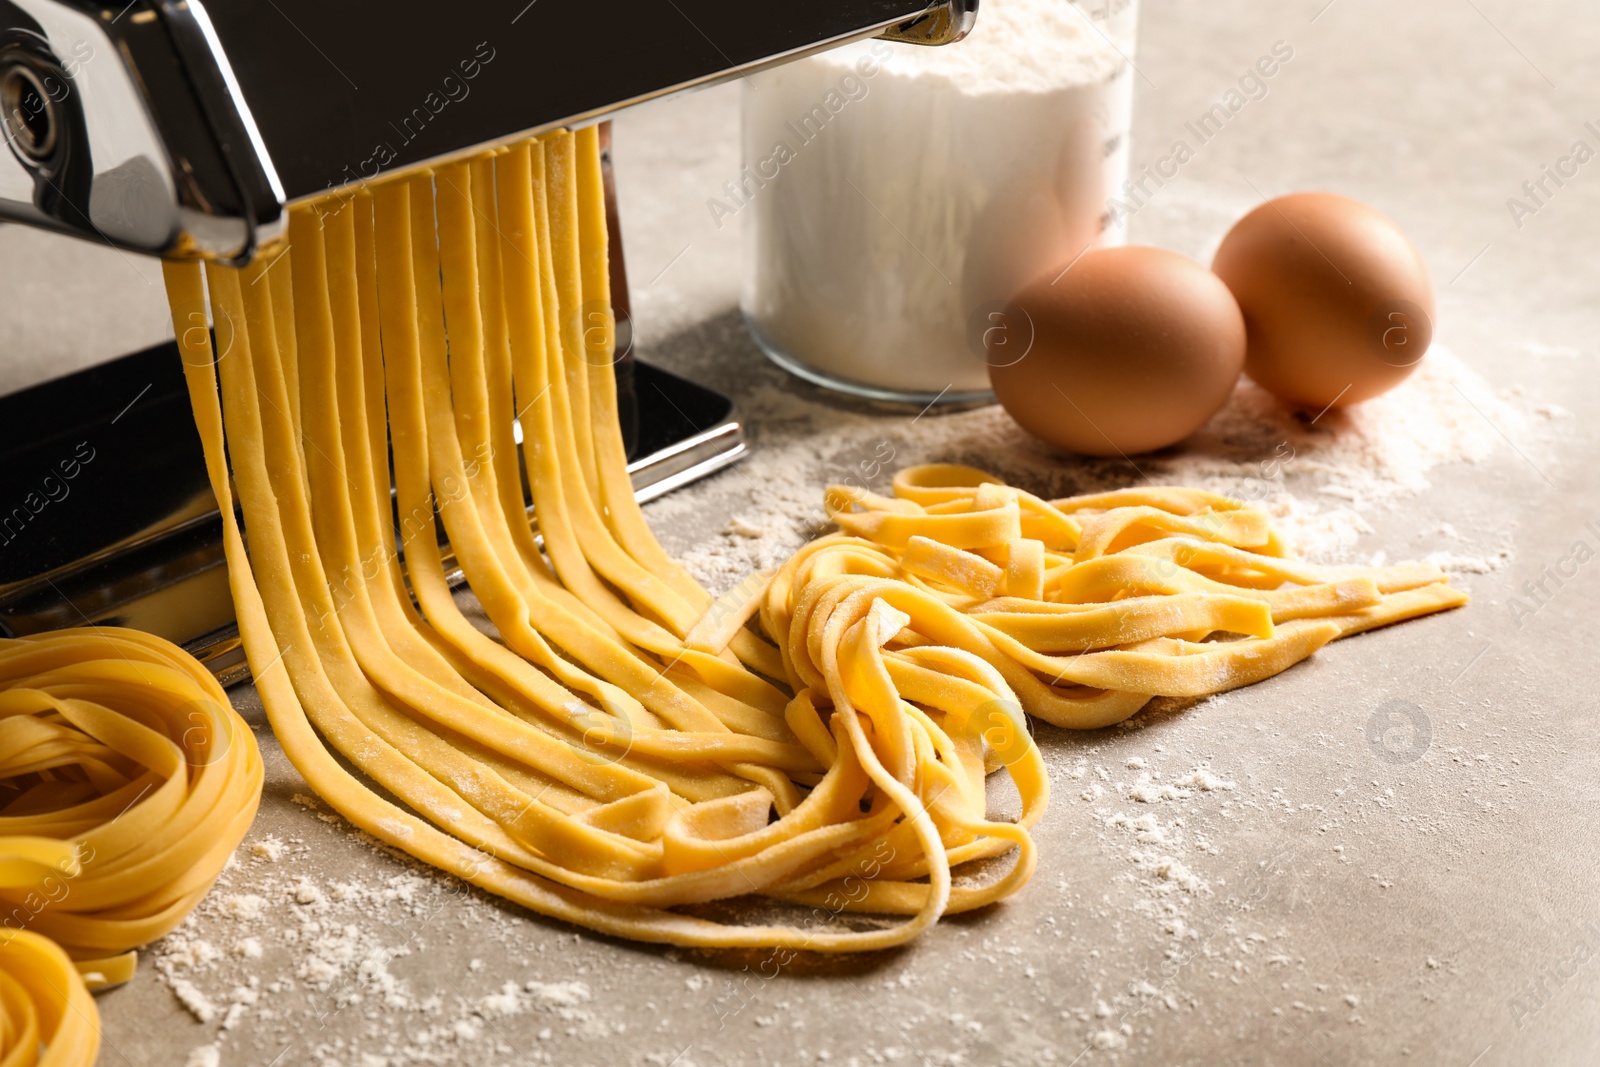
[740, 0, 1136, 399]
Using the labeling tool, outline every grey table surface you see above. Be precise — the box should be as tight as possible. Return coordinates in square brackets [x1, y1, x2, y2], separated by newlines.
[6, 0, 1595, 1064]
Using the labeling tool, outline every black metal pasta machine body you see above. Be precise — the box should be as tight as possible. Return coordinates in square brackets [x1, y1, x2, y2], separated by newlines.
[0, 0, 978, 679]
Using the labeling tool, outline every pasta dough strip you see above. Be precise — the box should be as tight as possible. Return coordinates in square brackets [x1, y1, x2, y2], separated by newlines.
[0, 625, 263, 1066]
[162, 129, 1466, 953]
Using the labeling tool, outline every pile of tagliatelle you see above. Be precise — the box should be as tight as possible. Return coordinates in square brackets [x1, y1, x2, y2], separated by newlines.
[0, 627, 262, 1066]
[143, 126, 1466, 961]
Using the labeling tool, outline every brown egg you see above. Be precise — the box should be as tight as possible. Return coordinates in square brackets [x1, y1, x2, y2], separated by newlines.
[986, 246, 1246, 457]
[1211, 192, 1434, 411]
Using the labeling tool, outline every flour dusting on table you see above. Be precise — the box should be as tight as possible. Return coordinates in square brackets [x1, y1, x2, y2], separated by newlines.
[651, 344, 1548, 594]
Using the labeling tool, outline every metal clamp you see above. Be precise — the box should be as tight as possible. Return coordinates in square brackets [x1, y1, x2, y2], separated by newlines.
[879, 0, 979, 45]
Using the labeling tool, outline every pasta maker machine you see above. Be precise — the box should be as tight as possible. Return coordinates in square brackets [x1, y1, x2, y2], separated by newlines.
[0, 0, 978, 682]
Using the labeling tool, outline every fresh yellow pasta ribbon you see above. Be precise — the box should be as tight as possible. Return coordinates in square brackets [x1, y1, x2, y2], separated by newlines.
[162, 127, 1466, 953]
[804, 465, 1466, 726]
[0, 625, 262, 1064]
[0, 929, 99, 1067]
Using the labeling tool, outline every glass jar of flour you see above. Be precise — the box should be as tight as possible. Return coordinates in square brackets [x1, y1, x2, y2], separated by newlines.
[738, 0, 1137, 403]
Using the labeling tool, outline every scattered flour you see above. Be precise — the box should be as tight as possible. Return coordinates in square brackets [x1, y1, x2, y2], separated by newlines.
[1175, 769, 1238, 793]
[250, 835, 287, 862]
[1127, 766, 1235, 804]
[525, 981, 592, 1012]
[651, 345, 1547, 596]
[166, 976, 218, 1025]
[221, 894, 267, 921]
[1424, 548, 1514, 574]
[183, 1045, 221, 1067]
[1060, 750, 1311, 1052]
[152, 829, 623, 1066]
